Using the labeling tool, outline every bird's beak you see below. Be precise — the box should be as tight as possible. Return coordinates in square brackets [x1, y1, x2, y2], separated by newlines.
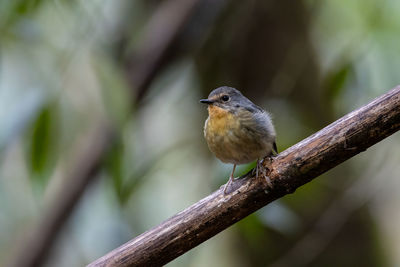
[200, 99, 214, 104]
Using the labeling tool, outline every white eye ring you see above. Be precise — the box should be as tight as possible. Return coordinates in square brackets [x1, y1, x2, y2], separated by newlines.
[221, 95, 229, 101]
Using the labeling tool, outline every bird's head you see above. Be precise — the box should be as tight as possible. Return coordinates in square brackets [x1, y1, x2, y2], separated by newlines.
[200, 86, 250, 113]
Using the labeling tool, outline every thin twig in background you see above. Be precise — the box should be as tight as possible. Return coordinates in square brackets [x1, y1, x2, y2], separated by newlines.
[88, 86, 400, 267]
[125, 0, 204, 101]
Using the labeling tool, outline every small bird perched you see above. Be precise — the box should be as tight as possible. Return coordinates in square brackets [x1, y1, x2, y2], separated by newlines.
[200, 86, 277, 194]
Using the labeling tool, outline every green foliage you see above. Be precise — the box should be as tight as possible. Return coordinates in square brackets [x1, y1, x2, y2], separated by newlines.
[236, 213, 266, 245]
[105, 140, 126, 202]
[12, 0, 43, 15]
[0, 0, 45, 30]
[324, 63, 352, 101]
[26, 103, 58, 185]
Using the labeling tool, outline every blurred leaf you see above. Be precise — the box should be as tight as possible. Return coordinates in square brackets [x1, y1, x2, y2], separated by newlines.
[0, 0, 45, 30]
[104, 138, 143, 205]
[236, 213, 266, 244]
[26, 102, 58, 184]
[106, 145, 161, 205]
[0, 89, 44, 151]
[324, 63, 352, 101]
[14, 0, 42, 15]
[281, 175, 332, 217]
[105, 140, 125, 200]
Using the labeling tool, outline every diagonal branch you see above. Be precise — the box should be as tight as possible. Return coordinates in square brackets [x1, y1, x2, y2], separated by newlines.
[88, 85, 400, 267]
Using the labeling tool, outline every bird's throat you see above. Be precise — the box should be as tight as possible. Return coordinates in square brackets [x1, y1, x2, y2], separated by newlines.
[207, 105, 237, 136]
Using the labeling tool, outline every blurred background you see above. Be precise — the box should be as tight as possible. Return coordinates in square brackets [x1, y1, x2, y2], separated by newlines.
[0, 0, 400, 266]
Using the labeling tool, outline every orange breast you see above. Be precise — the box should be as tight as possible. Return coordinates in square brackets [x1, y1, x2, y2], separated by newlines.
[208, 105, 229, 118]
[204, 105, 275, 164]
[206, 105, 237, 135]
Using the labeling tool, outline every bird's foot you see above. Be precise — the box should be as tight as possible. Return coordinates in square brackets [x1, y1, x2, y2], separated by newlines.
[223, 178, 234, 194]
[264, 175, 273, 188]
[259, 157, 274, 189]
[223, 181, 230, 194]
[224, 165, 237, 194]
[253, 158, 263, 177]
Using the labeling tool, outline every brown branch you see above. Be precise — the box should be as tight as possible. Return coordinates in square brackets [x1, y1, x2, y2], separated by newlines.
[88, 85, 400, 267]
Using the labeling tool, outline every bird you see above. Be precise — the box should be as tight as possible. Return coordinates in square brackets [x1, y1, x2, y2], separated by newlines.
[200, 86, 277, 194]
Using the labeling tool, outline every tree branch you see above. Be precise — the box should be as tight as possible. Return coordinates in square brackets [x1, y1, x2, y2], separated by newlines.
[88, 85, 400, 267]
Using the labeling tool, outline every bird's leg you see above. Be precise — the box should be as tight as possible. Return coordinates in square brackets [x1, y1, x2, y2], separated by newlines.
[252, 158, 262, 177]
[223, 164, 236, 194]
[256, 158, 260, 178]
[256, 159, 259, 178]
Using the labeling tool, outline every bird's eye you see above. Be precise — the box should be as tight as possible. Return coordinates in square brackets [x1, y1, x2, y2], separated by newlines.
[221, 95, 229, 102]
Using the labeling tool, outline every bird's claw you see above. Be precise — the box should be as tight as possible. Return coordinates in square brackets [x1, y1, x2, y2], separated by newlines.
[223, 181, 230, 194]
[256, 157, 274, 189]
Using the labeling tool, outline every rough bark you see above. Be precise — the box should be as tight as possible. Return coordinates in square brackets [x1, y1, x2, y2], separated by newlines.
[88, 85, 400, 267]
